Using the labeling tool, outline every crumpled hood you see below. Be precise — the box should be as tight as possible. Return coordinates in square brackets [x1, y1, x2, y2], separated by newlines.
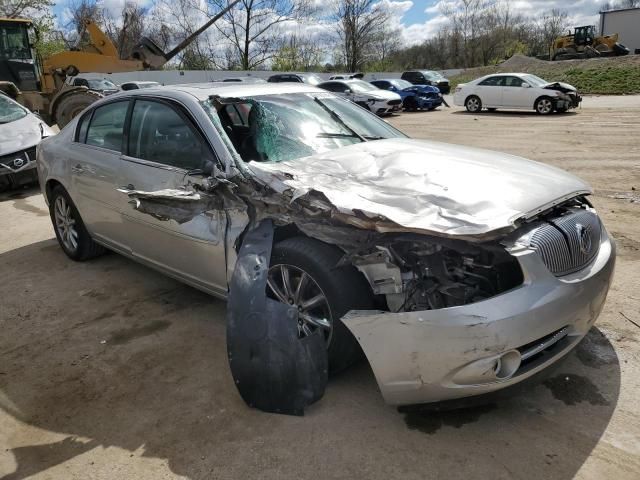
[248, 138, 591, 238]
[0, 114, 51, 156]
[544, 82, 577, 93]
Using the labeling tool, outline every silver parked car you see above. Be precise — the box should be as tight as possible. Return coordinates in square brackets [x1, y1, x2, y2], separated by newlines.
[37, 83, 615, 408]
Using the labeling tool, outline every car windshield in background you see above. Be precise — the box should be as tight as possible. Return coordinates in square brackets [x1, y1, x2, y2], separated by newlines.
[305, 75, 323, 86]
[0, 94, 28, 124]
[88, 79, 117, 90]
[203, 93, 406, 163]
[424, 71, 443, 80]
[349, 80, 378, 93]
[522, 74, 548, 87]
[390, 79, 413, 89]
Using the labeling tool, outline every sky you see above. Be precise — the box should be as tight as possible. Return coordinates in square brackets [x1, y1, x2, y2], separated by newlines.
[51, 0, 604, 47]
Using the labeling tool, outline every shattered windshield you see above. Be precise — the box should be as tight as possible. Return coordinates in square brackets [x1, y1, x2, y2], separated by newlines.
[202, 93, 406, 163]
[0, 94, 28, 124]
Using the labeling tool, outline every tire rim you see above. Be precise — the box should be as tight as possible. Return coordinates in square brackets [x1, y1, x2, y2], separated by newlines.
[538, 99, 552, 114]
[54, 196, 78, 252]
[267, 264, 333, 345]
[467, 97, 480, 112]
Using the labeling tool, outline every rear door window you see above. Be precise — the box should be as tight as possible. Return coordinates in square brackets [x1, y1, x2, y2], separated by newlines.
[85, 101, 129, 151]
[479, 76, 504, 87]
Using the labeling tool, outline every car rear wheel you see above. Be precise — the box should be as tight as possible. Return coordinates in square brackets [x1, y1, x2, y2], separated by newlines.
[465, 95, 482, 113]
[267, 237, 374, 372]
[535, 97, 554, 115]
[49, 185, 105, 261]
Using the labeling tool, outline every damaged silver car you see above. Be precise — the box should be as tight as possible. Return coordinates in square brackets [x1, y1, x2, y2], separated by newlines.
[37, 83, 615, 412]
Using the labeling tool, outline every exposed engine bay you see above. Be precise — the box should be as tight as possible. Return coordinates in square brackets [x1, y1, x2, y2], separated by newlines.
[346, 237, 524, 312]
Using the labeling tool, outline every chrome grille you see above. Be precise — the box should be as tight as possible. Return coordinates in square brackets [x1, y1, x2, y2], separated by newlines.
[529, 210, 601, 276]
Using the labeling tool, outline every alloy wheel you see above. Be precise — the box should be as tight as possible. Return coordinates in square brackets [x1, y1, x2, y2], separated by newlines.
[466, 97, 480, 112]
[267, 264, 333, 345]
[537, 98, 553, 114]
[54, 196, 79, 252]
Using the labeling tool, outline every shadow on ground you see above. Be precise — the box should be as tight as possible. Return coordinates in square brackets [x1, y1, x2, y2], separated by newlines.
[0, 239, 622, 480]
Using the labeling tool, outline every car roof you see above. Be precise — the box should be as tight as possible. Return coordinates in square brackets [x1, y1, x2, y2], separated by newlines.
[128, 82, 326, 101]
[320, 79, 363, 84]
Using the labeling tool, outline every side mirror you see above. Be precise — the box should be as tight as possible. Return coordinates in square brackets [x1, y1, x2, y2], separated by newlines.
[522, 83, 531, 88]
[202, 160, 215, 176]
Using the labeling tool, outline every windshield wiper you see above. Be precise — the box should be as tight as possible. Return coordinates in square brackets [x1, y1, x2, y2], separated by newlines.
[363, 135, 385, 140]
[313, 97, 366, 142]
[316, 132, 360, 139]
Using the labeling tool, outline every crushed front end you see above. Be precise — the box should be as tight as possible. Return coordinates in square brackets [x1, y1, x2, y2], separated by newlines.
[340, 201, 615, 405]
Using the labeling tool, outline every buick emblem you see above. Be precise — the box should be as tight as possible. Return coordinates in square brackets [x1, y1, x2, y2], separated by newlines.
[13, 157, 25, 168]
[576, 223, 592, 255]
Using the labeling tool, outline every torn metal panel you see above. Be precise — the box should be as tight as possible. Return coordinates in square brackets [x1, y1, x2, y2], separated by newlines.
[226, 219, 328, 416]
[119, 187, 221, 224]
[248, 138, 592, 240]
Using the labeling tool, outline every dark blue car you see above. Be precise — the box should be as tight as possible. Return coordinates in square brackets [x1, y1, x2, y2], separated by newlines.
[403, 85, 444, 110]
[370, 79, 443, 111]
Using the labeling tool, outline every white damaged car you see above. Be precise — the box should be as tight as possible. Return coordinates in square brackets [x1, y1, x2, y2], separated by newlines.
[453, 73, 582, 115]
[1, 93, 55, 191]
[37, 83, 614, 413]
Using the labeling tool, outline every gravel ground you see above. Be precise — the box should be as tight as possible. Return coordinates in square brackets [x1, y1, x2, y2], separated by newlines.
[1, 98, 639, 480]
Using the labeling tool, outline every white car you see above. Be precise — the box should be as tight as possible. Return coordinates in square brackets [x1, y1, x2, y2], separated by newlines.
[453, 73, 582, 115]
[318, 79, 402, 115]
[0, 93, 55, 191]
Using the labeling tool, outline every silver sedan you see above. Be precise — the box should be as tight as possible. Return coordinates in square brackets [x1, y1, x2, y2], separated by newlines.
[36, 83, 615, 410]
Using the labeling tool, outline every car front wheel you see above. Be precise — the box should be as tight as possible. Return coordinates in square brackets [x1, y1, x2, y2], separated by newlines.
[535, 97, 554, 115]
[267, 237, 374, 372]
[465, 95, 482, 113]
[49, 185, 105, 261]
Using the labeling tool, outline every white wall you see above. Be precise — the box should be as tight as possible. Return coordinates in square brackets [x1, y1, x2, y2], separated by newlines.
[82, 69, 464, 86]
[600, 8, 640, 54]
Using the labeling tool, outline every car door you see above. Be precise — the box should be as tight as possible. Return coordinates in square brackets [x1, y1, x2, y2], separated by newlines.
[501, 76, 531, 108]
[68, 100, 131, 252]
[117, 98, 228, 295]
[476, 76, 504, 107]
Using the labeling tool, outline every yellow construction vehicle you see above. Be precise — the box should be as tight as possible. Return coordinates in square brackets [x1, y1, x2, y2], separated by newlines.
[0, 1, 238, 127]
[550, 25, 630, 61]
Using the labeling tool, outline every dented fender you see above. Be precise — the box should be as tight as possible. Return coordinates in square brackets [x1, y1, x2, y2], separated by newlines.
[226, 219, 328, 415]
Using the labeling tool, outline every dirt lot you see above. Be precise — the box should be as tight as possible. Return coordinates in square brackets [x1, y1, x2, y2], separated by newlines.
[1, 98, 639, 480]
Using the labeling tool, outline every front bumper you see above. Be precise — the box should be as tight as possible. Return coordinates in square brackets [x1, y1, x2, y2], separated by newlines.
[342, 225, 615, 406]
[556, 93, 582, 110]
[0, 146, 37, 177]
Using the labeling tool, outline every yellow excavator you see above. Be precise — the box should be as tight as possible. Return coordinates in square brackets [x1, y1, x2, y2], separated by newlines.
[0, 1, 238, 127]
[550, 25, 629, 61]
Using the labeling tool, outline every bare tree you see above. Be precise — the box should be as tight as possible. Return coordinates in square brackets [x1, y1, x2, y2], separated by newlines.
[0, 0, 53, 18]
[207, 0, 313, 70]
[102, 2, 147, 59]
[332, 0, 389, 72]
[156, 0, 218, 69]
[272, 33, 326, 71]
